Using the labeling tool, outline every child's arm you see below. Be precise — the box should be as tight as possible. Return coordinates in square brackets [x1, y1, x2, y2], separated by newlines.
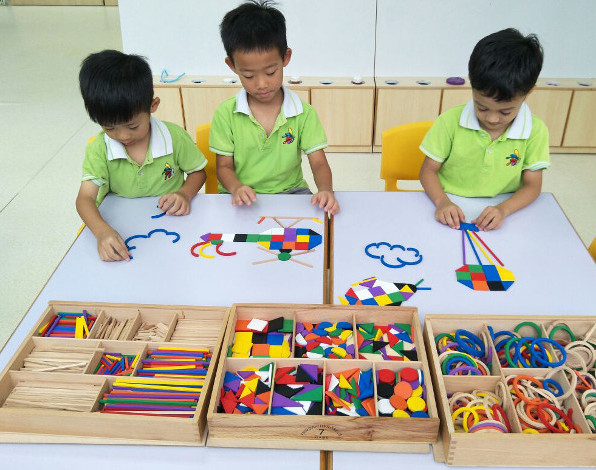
[158, 169, 206, 215]
[75, 181, 130, 262]
[308, 150, 339, 215]
[419, 157, 465, 229]
[216, 155, 257, 206]
[472, 169, 543, 231]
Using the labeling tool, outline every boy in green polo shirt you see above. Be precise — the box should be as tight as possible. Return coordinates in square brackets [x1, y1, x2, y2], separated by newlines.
[210, 0, 339, 215]
[76, 50, 207, 261]
[419, 28, 549, 231]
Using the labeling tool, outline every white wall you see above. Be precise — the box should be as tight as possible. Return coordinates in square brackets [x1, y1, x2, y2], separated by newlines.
[120, 0, 596, 78]
[375, 0, 596, 77]
[119, 0, 376, 77]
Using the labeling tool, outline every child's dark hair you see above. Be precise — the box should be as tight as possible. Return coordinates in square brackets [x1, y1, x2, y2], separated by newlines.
[468, 28, 543, 101]
[79, 50, 154, 126]
[220, 0, 287, 62]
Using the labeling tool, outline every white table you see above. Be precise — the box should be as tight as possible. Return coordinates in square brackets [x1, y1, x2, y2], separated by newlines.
[2, 192, 594, 469]
[332, 192, 596, 320]
[0, 193, 325, 469]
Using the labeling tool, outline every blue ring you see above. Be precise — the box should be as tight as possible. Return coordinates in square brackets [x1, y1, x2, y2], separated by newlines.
[542, 378, 564, 397]
[514, 337, 534, 368]
[455, 329, 485, 358]
[532, 338, 567, 367]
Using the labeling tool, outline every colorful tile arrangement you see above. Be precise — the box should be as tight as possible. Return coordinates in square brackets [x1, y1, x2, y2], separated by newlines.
[340, 277, 429, 306]
[230, 317, 293, 358]
[199, 227, 323, 252]
[375, 367, 429, 418]
[271, 364, 323, 415]
[295, 321, 355, 359]
[325, 367, 375, 416]
[356, 322, 417, 361]
[137, 347, 212, 378]
[100, 378, 202, 418]
[219, 363, 273, 414]
[455, 264, 515, 291]
[38, 311, 97, 339]
[93, 353, 139, 376]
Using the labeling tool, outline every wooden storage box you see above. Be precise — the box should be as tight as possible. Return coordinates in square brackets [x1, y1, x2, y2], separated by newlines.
[207, 304, 439, 452]
[424, 314, 596, 467]
[0, 301, 228, 445]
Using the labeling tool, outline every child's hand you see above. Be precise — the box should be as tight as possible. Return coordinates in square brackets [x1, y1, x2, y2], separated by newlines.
[158, 192, 190, 216]
[435, 199, 465, 229]
[232, 185, 257, 206]
[472, 206, 506, 231]
[312, 190, 340, 215]
[96, 227, 130, 262]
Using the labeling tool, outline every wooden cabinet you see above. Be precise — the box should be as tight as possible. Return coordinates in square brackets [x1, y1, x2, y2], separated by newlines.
[310, 78, 375, 152]
[154, 76, 596, 153]
[563, 89, 596, 148]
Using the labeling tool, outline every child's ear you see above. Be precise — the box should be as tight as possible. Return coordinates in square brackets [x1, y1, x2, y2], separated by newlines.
[225, 57, 236, 74]
[150, 97, 160, 113]
[283, 48, 292, 67]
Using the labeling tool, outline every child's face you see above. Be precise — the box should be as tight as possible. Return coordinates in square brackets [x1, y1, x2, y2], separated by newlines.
[101, 98, 159, 148]
[226, 47, 291, 105]
[472, 90, 527, 137]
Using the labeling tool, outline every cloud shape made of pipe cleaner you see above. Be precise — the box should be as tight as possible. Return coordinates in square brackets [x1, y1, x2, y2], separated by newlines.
[364, 242, 423, 268]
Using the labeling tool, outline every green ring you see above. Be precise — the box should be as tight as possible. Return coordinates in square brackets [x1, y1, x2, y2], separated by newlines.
[514, 321, 541, 338]
[548, 324, 576, 342]
[503, 337, 520, 367]
[435, 333, 455, 343]
[440, 352, 475, 374]
[585, 415, 596, 431]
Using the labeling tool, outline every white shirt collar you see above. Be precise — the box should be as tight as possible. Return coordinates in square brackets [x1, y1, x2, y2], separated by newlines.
[234, 85, 304, 118]
[104, 116, 173, 161]
[459, 100, 533, 139]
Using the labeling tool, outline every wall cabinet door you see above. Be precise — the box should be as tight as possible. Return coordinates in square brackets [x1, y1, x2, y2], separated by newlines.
[440, 89, 471, 113]
[311, 88, 374, 151]
[563, 90, 596, 147]
[526, 90, 572, 147]
[181, 87, 240, 141]
[153, 87, 185, 129]
[374, 89, 441, 147]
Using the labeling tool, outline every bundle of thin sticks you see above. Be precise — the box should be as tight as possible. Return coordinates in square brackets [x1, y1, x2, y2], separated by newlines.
[94, 317, 136, 340]
[21, 346, 96, 373]
[3, 381, 101, 412]
[170, 318, 219, 343]
[132, 322, 169, 342]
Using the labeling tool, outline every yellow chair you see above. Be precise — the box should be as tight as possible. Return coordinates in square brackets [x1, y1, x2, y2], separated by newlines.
[589, 237, 596, 262]
[196, 123, 218, 194]
[380, 121, 433, 191]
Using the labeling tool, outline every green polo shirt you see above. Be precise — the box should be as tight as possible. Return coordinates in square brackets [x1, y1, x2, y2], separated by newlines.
[420, 101, 550, 197]
[209, 86, 327, 194]
[82, 117, 207, 204]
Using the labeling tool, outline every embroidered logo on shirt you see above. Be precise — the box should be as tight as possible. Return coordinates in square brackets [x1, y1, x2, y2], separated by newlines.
[282, 127, 295, 145]
[162, 162, 174, 180]
[506, 149, 520, 167]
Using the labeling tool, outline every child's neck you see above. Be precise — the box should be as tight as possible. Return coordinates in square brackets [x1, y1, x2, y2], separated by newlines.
[125, 131, 151, 165]
[248, 88, 284, 137]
